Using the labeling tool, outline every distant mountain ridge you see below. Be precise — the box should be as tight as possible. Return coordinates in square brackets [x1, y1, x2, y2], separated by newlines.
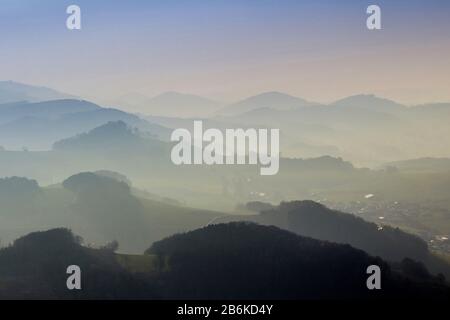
[1, 225, 449, 299]
[0, 81, 75, 104]
[0, 99, 171, 150]
[0, 171, 223, 253]
[109, 91, 223, 118]
[331, 94, 407, 113]
[218, 91, 316, 116]
[146, 222, 449, 299]
[3, 81, 450, 165]
[53, 120, 168, 152]
[217, 200, 450, 278]
[0, 99, 100, 124]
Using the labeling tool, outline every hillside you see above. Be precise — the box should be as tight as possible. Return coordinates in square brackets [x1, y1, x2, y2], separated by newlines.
[0, 226, 448, 299]
[146, 222, 449, 299]
[0, 172, 223, 253]
[219, 200, 450, 277]
[218, 91, 314, 116]
[332, 94, 406, 114]
[0, 228, 156, 299]
[0, 99, 170, 150]
[53, 121, 167, 152]
[0, 81, 74, 104]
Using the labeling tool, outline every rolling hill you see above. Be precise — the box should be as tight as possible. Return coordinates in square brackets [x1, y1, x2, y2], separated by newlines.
[146, 222, 449, 299]
[1, 225, 448, 299]
[0, 171, 224, 253]
[331, 94, 407, 114]
[110, 91, 223, 118]
[218, 91, 315, 116]
[0, 99, 171, 150]
[217, 200, 450, 278]
[0, 81, 74, 104]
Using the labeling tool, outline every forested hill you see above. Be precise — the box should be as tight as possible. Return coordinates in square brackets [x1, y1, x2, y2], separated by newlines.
[216, 201, 450, 277]
[147, 222, 449, 299]
[1, 225, 449, 299]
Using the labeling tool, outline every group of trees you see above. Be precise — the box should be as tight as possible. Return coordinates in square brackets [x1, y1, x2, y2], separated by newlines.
[147, 222, 448, 299]
[0, 228, 156, 299]
[225, 200, 450, 277]
[0, 224, 449, 299]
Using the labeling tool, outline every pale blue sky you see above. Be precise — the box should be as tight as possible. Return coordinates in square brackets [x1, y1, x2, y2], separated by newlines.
[1, 0, 449, 104]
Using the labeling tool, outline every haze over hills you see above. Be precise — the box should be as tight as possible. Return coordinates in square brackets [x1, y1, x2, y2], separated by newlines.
[411, 103, 450, 112]
[115, 90, 449, 166]
[0, 83, 449, 191]
[0, 81, 75, 104]
[3, 0, 450, 301]
[0, 99, 100, 124]
[110, 91, 316, 118]
[0, 99, 171, 150]
[0, 171, 222, 253]
[2, 117, 450, 229]
[146, 222, 449, 299]
[53, 120, 169, 153]
[331, 94, 407, 114]
[0, 83, 450, 298]
[385, 157, 450, 172]
[217, 91, 316, 116]
[1, 83, 450, 245]
[207, 93, 450, 166]
[108, 91, 223, 118]
[1, 225, 449, 299]
[217, 200, 450, 278]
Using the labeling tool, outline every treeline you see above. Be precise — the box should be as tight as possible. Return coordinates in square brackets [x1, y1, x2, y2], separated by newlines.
[1, 224, 448, 299]
[147, 222, 448, 299]
[228, 200, 450, 277]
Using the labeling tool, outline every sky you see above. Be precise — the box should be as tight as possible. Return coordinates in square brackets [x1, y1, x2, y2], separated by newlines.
[0, 0, 449, 105]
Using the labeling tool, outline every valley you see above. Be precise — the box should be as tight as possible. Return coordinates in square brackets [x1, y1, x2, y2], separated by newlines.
[0, 81, 449, 299]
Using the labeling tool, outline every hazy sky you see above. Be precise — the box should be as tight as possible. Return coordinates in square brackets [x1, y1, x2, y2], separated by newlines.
[1, 0, 449, 105]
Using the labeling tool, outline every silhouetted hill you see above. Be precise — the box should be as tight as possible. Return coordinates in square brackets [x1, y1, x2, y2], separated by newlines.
[94, 170, 132, 186]
[0, 228, 154, 299]
[218, 201, 450, 277]
[0, 99, 99, 123]
[218, 92, 314, 116]
[0, 171, 223, 253]
[206, 93, 450, 165]
[53, 121, 167, 152]
[146, 222, 449, 299]
[61, 172, 151, 252]
[0, 81, 74, 104]
[272, 201, 428, 261]
[58, 107, 170, 139]
[0, 99, 171, 150]
[0, 176, 40, 199]
[1, 226, 448, 299]
[0, 177, 42, 230]
[63, 171, 132, 196]
[332, 94, 406, 114]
